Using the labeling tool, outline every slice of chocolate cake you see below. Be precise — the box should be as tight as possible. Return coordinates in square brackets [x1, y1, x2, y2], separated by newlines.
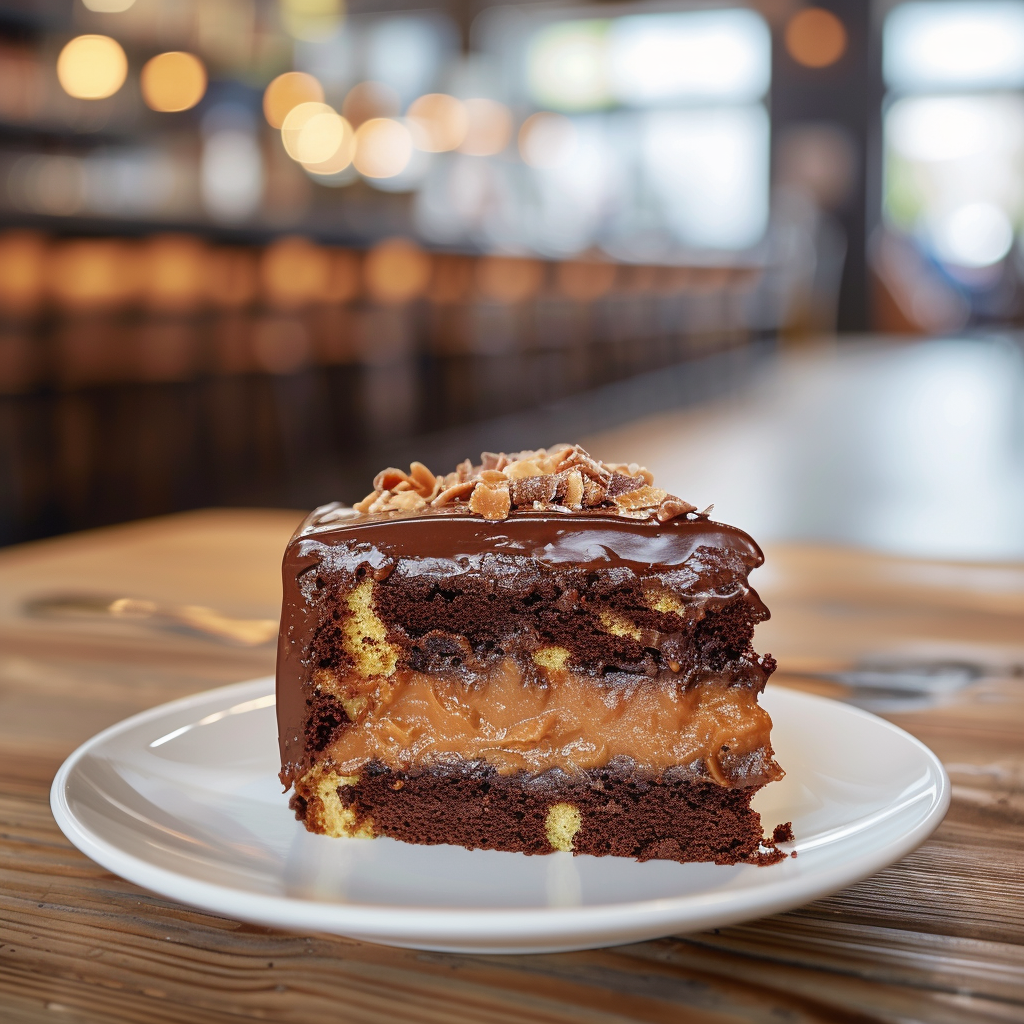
[277, 445, 785, 865]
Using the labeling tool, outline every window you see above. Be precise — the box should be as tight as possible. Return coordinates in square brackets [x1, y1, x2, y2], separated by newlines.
[419, 5, 772, 257]
[883, 1, 1024, 269]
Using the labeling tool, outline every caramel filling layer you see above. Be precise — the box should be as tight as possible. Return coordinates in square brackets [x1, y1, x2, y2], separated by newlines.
[316, 659, 774, 782]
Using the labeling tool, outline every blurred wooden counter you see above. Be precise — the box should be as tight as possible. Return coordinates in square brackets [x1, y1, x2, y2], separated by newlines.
[0, 510, 1021, 1023]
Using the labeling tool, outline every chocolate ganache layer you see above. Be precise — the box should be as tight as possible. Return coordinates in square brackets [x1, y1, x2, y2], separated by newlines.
[277, 503, 777, 789]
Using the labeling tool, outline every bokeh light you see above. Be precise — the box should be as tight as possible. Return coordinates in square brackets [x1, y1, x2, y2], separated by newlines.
[407, 93, 468, 152]
[476, 255, 544, 303]
[302, 117, 356, 175]
[140, 52, 207, 113]
[81, 0, 136, 11]
[527, 20, 608, 112]
[785, 8, 847, 69]
[279, 0, 344, 42]
[139, 234, 207, 311]
[519, 111, 578, 168]
[261, 236, 333, 308]
[0, 231, 47, 315]
[47, 239, 137, 310]
[353, 118, 413, 178]
[459, 98, 513, 156]
[202, 125, 264, 223]
[281, 102, 347, 164]
[934, 202, 1014, 268]
[364, 238, 431, 304]
[343, 80, 401, 128]
[56, 35, 128, 100]
[263, 71, 324, 128]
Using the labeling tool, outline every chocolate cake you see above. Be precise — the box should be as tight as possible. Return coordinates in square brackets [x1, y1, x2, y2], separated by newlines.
[277, 445, 786, 865]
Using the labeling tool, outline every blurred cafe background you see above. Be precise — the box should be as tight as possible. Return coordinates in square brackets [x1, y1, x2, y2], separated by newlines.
[1, 0, 1023, 560]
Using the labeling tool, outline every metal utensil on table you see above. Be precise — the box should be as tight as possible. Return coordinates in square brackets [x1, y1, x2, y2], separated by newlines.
[23, 593, 278, 647]
[790, 658, 985, 713]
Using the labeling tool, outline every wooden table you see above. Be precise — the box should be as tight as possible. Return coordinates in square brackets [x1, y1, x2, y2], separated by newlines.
[0, 510, 1021, 1023]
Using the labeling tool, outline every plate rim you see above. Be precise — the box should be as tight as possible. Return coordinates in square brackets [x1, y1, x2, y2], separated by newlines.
[50, 676, 951, 951]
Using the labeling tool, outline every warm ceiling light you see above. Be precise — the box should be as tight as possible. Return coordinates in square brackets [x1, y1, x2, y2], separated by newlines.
[81, 0, 136, 11]
[140, 234, 207, 311]
[280, 0, 344, 42]
[476, 256, 544, 303]
[57, 34, 128, 100]
[342, 80, 400, 128]
[281, 102, 347, 164]
[353, 118, 413, 178]
[47, 239, 137, 309]
[364, 238, 431, 304]
[260, 235, 333, 308]
[785, 7, 847, 68]
[263, 71, 324, 128]
[140, 51, 207, 112]
[303, 117, 356, 175]
[0, 231, 47, 315]
[459, 98, 513, 157]
[407, 93, 468, 152]
[518, 111, 577, 168]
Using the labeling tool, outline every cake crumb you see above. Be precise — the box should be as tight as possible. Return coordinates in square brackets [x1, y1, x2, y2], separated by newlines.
[773, 821, 795, 844]
[748, 822, 796, 865]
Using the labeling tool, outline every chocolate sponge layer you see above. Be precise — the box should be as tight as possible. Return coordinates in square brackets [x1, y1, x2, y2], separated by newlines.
[322, 568, 766, 680]
[290, 760, 777, 866]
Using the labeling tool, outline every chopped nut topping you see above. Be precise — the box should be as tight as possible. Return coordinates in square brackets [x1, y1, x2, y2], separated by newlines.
[469, 480, 511, 520]
[606, 472, 648, 497]
[613, 485, 668, 510]
[373, 468, 407, 492]
[504, 458, 546, 480]
[352, 444, 700, 522]
[563, 469, 584, 508]
[431, 480, 476, 506]
[408, 461, 436, 495]
[657, 497, 698, 522]
[387, 491, 427, 511]
[606, 462, 655, 485]
[478, 469, 509, 485]
[511, 474, 558, 505]
[581, 477, 606, 507]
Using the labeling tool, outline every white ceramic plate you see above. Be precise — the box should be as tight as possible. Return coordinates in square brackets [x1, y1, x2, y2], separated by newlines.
[51, 677, 949, 954]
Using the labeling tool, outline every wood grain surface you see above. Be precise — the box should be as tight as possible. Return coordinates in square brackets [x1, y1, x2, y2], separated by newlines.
[0, 510, 1021, 1024]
